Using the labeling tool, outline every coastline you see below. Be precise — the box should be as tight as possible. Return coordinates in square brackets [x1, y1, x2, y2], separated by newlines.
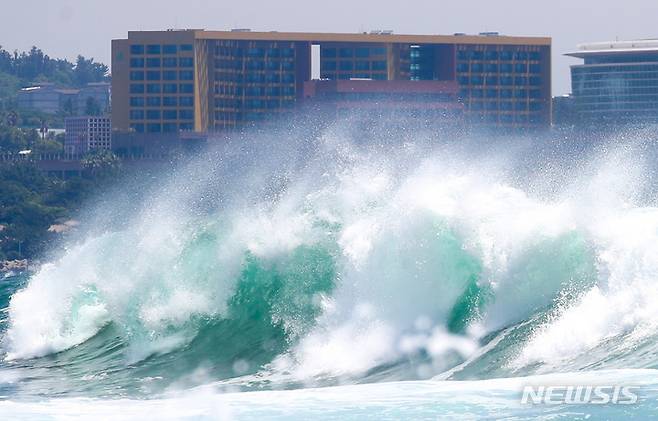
[0, 259, 30, 275]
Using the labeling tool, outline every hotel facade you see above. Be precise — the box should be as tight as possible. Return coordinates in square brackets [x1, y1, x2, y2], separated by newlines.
[567, 40, 658, 124]
[112, 30, 551, 135]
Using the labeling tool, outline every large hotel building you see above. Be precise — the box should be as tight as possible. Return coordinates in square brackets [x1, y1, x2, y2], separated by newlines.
[112, 29, 551, 137]
[567, 40, 658, 124]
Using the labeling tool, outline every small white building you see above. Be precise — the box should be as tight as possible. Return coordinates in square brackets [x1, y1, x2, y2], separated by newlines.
[64, 116, 112, 155]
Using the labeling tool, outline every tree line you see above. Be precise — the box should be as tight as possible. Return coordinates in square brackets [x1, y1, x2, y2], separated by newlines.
[0, 45, 109, 88]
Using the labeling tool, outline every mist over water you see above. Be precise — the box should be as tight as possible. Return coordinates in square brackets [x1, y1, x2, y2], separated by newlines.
[3, 117, 658, 418]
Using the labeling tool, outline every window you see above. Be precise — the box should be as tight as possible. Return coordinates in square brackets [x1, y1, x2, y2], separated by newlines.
[485, 63, 498, 73]
[323, 61, 337, 71]
[146, 97, 161, 106]
[339, 61, 353, 71]
[179, 70, 194, 80]
[146, 123, 161, 133]
[180, 122, 193, 130]
[130, 71, 145, 81]
[146, 58, 161, 67]
[179, 84, 194, 94]
[130, 97, 145, 107]
[514, 51, 528, 60]
[372, 61, 387, 71]
[281, 48, 294, 58]
[514, 63, 527, 73]
[146, 110, 161, 120]
[179, 109, 194, 119]
[501, 63, 512, 73]
[339, 48, 353, 58]
[163, 122, 178, 132]
[180, 44, 193, 52]
[130, 123, 144, 132]
[471, 63, 483, 73]
[163, 70, 177, 80]
[371, 47, 386, 56]
[500, 51, 513, 61]
[282, 73, 294, 83]
[179, 57, 194, 67]
[146, 84, 161, 94]
[147, 71, 161, 81]
[180, 96, 193, 106]
[485, 51, 499, 60]
[356, 48, 370, 58]
[163, 57, 177, 67]
[130, 110, 144, 119]
[485, 76, 499, 85]
[470, 75, 483, 84]
[355, 61, 370, 71]
[163, 44, 177, 54]
[130, 84, 145, 94]
[163, 83, 177, 94]
[130, 45, 144, 55]
[322, 48, 336, 58]
[163, 110, 177, 120]
[163, 97, 177, 106]
[130, 58, 145, 67]
[146, 45, 161, 55]
[514, 76, 527, 86]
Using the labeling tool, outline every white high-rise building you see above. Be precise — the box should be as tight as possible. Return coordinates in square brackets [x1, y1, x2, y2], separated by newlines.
[64, 116, 112, 155]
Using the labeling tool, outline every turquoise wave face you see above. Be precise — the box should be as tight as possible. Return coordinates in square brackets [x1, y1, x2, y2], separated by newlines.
[2, 134, 658, 407]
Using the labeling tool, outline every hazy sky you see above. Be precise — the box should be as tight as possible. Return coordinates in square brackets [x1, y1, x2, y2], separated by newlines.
[3, 0, 658, 95]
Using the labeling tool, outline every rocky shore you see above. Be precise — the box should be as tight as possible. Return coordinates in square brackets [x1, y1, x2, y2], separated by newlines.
[1, 259, 29, 274]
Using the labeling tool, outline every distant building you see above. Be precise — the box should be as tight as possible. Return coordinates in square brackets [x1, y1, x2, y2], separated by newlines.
[17, 83, 110, 116]
[111, 29, 551, 137]
[64, 116, 111, 155]
[17, 84, 78, 115]
[303, 79, 464, 130]
[566, 40, 658, 124]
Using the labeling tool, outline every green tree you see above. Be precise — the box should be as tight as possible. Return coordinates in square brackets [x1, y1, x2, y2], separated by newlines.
[84, 96, 101, 116]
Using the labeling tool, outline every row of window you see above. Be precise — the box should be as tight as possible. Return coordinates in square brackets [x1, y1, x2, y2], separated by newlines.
[215, 98, 295, 109]
[130, 84, 194, 94]
[457, 50, 542, 61]
[129, 109, 194, 120]
[131, 122, 194, 133]
[573, 79, 658, 89]
[215, 59, 296, 71]
[321, 60, 387, 71]
[577, 101, 658, 110]
[215, 85, 295, 96]
[215, 47, 296, 58]
[320, 73, 387, 80]
[460, 88, 543, 99]
[467, 101, 544, 111]
[457, 62, 542, 74]
[572, 64, 658, 74]
[130, 70, 194, 81]
[130, 44, 193, 55]
[130, 96, 194, 107]
[322, 47, 387, 59]
[458, 75, 542, 86]
[214, 72, 296, 84]
[573, 87, 658, 96]
[131, 57, 194, 68]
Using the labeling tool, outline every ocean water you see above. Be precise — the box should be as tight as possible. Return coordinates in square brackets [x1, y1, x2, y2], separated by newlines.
[2, 124, 658, 419]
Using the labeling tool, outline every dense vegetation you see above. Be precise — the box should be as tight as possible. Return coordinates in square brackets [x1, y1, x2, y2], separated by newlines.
[0, 153, 121, 261]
